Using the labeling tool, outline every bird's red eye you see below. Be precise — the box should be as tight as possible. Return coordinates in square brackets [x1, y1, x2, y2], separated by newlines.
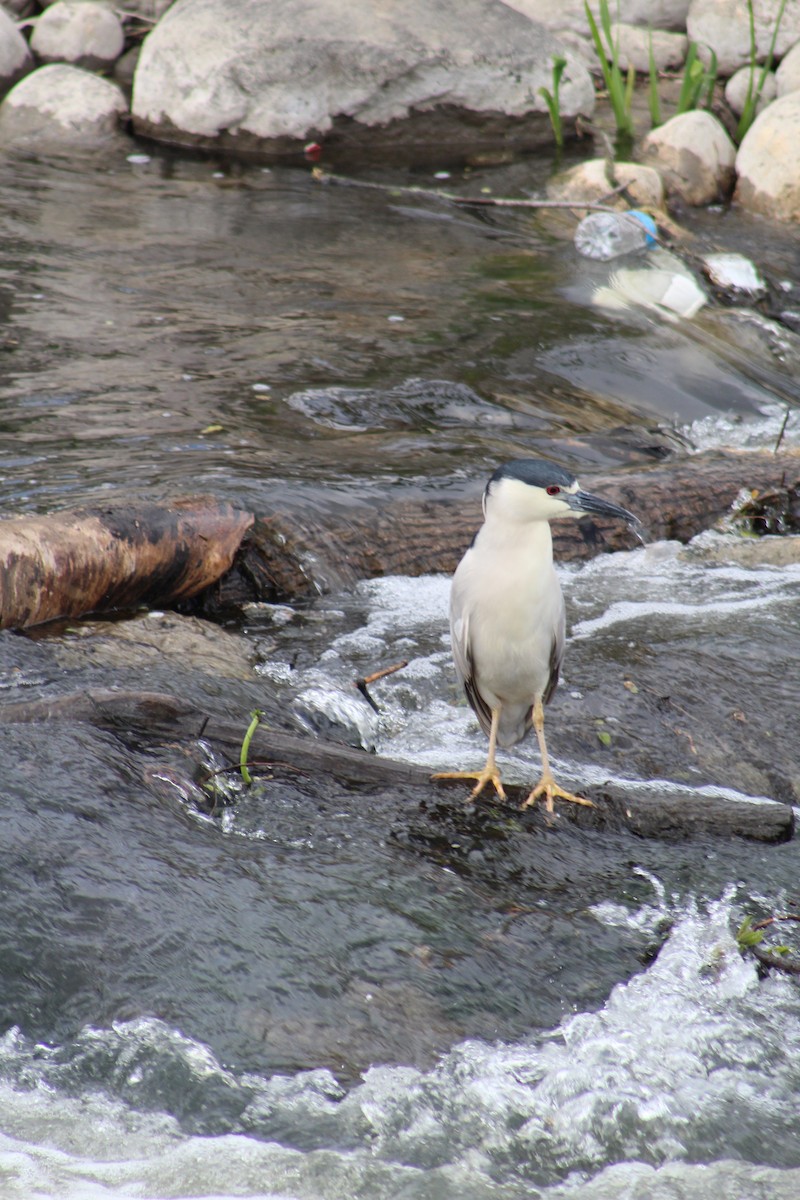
[546, 485, 561, 496]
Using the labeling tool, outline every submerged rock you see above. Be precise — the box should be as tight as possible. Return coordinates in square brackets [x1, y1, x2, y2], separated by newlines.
[0, 62, 127, 149]
[735, 91, 800, 221]
[131, 0, 595, 160]
[640, 111, 736, 205]
[548, 157, 665, 210]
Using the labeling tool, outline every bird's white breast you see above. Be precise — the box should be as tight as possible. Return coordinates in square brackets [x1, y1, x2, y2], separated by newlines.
[451, 514, 565, 714]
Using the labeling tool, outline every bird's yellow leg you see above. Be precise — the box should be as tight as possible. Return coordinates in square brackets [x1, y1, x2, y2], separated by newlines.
[432, 707, 507, 801]
[521, 699, 593, 813]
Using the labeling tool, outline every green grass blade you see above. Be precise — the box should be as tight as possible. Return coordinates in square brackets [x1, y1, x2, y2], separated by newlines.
[703, 48, 718, 107]
[648, 30, 662, 126]
[239, 708, 263, 786]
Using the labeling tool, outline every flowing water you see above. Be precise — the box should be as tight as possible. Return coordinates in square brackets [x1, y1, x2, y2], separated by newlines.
[0, 144, 799, 1198]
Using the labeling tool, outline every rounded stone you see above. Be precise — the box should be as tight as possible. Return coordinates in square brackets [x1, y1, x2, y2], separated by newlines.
[735, 90, 800, 221]
[0, 62, 128, 148]
[30, 1, 125, 71]
[687, 0, 800, 76]
[548, 158, 665, 210]
[724, 66, 777, 117]
[0, 7, 33, 94]
[609, 22, 688, 72]
[640, 110, 736, 204]
[776, 39, 800, 97]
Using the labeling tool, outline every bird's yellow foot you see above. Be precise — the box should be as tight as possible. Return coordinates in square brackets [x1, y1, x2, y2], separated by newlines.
[521, 775, 593, 813]
[431, 767, 507, 802]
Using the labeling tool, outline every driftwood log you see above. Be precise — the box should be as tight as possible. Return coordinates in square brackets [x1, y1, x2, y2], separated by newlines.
[210, 448, 800, 607]
[0, 689, 793, 844]
[0, 498, 253, 630]
[0, 450, 798, 626]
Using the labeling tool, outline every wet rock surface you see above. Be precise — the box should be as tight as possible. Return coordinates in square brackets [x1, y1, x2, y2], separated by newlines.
[0, 61, 127, 147]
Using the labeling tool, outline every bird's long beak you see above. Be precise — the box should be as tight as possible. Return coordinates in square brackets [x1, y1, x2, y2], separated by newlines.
[568, 489, 640, 527]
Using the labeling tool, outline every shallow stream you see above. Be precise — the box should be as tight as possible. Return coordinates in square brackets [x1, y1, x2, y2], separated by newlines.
[0, 144, 799, 1198]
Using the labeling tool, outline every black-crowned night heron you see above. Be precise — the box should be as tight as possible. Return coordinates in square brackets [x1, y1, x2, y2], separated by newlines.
[433, 458, 640, 812]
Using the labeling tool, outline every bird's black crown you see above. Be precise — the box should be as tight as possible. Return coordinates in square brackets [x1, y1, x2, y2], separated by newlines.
[489, 459, 577, 490]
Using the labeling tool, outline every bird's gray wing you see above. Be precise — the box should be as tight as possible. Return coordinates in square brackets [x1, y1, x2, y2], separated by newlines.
[542, 594, 566, 706]
[451, 599, 493, 738]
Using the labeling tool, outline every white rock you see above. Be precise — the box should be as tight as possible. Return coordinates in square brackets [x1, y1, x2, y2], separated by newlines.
[687, 0, 800, 77]
[640, 110, 736, 204]
[132, 0, 595, 154]
[0, 62, 127, 147]
[735, 90, 800, 220]
[0, 7, 32, 92]
[776, 39, 800, 96]
[31, 1, 125, 71]
[548, 157, 665, 209]
[607, 22, 688, 72]
[503, 1, 692, 33]
[724, 65, 777, 116]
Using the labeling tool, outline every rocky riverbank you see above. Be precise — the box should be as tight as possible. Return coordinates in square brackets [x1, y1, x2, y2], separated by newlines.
[0, 0, 798, 220]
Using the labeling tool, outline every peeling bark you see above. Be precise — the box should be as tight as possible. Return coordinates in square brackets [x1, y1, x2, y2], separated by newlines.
[0, 498, 253, 630]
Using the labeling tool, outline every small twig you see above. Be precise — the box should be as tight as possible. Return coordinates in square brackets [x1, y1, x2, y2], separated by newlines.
[312, 168, 634, 217]
[354, 660, 408, 713]
[747, 913, 800, 976]
[773, 404, 792, 454]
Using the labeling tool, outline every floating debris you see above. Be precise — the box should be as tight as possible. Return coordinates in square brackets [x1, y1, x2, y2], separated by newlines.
[728, 482, 800, 536]
[702, 252, 766, 298]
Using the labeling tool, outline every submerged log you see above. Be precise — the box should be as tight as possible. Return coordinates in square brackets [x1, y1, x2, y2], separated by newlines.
[0, 689, 793, 844]
[0, 498, 253, 630]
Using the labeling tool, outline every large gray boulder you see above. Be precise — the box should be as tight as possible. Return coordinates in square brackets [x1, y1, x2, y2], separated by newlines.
[735, 91, 800, 220]
[131, 0, 595, 159]
[0, 6, 33, 95]
[0, 62, 127, 149]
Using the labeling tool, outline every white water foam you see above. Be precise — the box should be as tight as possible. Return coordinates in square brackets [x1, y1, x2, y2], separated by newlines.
[1, 900, 799, 1199]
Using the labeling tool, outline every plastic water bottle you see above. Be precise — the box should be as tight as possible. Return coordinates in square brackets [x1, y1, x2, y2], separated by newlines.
[574, 210, 658, 261]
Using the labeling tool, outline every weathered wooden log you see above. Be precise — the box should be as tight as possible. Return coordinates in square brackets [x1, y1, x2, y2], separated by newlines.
[213, 449, 800, 605]
[0, 498, 253, 630]
[0, 689, 793, 844]
[0, 450, 797, 627]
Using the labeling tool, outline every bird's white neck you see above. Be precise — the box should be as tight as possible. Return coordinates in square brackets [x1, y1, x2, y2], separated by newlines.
[477, 508, 554, 565]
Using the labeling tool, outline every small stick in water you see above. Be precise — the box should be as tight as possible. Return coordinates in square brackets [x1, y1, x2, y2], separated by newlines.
[354, 661, 408, 713]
